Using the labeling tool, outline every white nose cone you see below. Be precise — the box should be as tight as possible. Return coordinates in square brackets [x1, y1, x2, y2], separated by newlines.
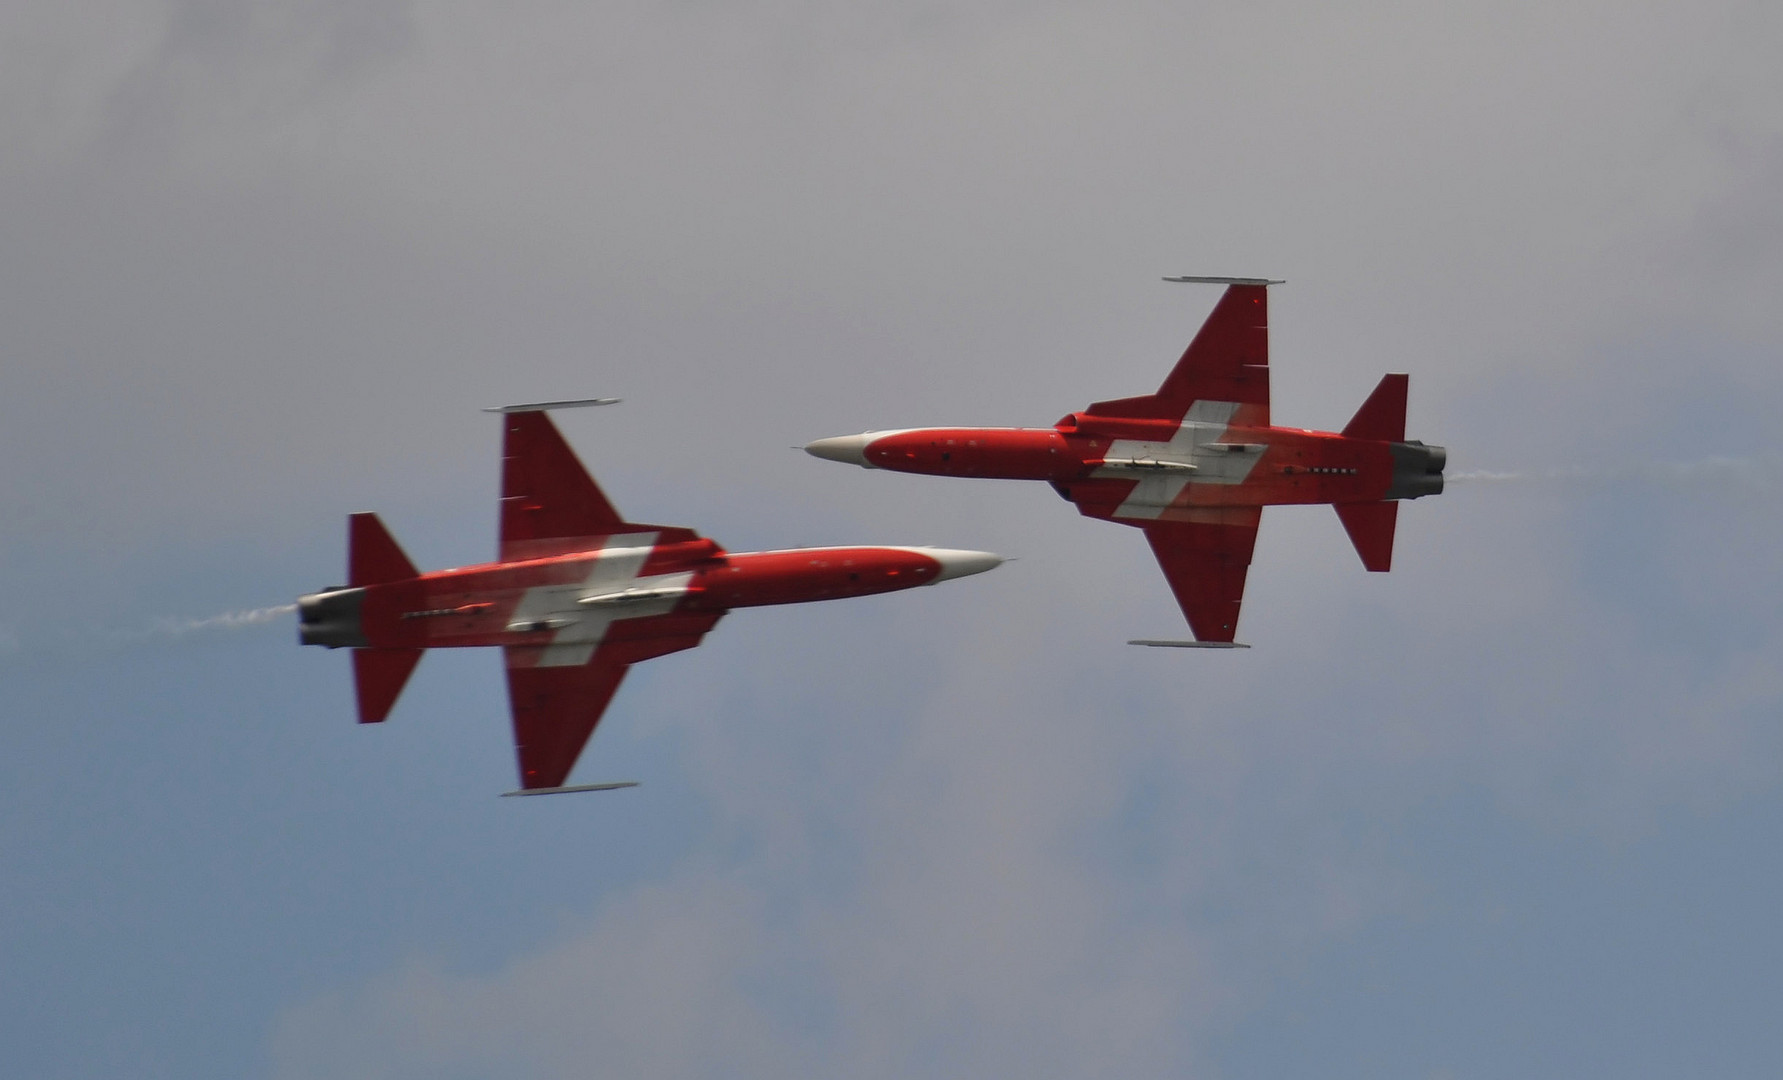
[912, 547, 1005, 583]
[804, 434, 875, 467]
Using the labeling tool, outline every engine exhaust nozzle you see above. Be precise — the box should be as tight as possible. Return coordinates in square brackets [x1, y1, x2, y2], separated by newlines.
[1385, 441, 1446, 499]
[298, 587, 367, 648]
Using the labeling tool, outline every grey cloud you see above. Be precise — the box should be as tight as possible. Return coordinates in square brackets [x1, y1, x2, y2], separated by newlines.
[100, 0, 415, 165]
[0, 1, 414, 179]
[268, 475, 1783, 1076]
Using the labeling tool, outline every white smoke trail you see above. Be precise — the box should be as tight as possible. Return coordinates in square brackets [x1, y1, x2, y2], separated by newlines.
[147, 603, 297, 638]
[1448, 457, 1775, 490]
[1447, 466, 1596, 483]
[0, 602, 298, 662]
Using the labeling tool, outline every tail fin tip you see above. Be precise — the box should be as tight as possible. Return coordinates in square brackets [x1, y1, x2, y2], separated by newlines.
[1342, 373, 1409, 442]
[352, 647, 423, 724]
[348, 513, 419, 587]
[1334, 501, 1398, 572]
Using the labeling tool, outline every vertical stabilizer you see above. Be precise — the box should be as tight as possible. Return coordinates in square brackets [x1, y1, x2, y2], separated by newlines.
[353, 648, 423, 724]
[1342, 374, 1408, 442]
[345, 514, 424, 722]
[1334, 501, 1398, 572]
[349, 513, 419, 587]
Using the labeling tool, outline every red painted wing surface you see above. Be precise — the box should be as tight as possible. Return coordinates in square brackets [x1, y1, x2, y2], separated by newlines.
[1086, 283, 1270, 423]
[497, 412, 723, 788]
[500, 411, 704, 562]
[1142, 509, 1262, 643]
[504, 616, 720, 790]
[1101, 284, 1272, 640]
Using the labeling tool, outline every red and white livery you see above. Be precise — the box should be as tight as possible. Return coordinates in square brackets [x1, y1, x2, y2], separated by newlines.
[299, 407, 1001, 794]
[804, 278, 1445, 645]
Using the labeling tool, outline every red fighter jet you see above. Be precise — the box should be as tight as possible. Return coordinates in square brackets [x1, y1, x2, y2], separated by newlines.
[804, 278, 1446, 648]
[299, 401, 1002, 795]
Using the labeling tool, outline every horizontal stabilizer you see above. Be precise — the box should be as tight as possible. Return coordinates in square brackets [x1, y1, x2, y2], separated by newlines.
[1342, 374, 1408, 442]
[353, 647, 423, 724]
[1334, 501, 1398, 572]
[348, 513, 419, 587]
[1128, 639, 1251, 649]
[500, 782, 640, 797]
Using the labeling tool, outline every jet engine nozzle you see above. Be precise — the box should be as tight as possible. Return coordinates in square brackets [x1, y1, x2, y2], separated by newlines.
[1385, 440, 1446, 499]
[298, 587, 368, 648]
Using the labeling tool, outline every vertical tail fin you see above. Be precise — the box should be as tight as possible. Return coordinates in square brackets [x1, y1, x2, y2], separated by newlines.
[349, 513, 419, 587]
[1334, 501, 1398, 572]
[1342, 374, 1408, 442]
[346, 514, 422, 722]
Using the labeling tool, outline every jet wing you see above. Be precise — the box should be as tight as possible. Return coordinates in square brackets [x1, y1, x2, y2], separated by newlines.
[1085, 283, 1271, 424]
[503, 612, 723, 791]
[1141, 508, 1262, 643]
[500, 411, 703, 562]
[500, 411, 628, 561]
[506, 650, 630, 792]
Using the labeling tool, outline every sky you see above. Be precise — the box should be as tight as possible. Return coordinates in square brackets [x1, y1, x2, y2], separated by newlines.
[3, 1, 1782, 1077]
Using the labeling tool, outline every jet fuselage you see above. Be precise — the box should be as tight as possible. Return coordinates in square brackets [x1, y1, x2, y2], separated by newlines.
[300, 540, 997, 653]
[800, 280, 1446, 643]
[299, 406, 1006, 794]
[808, 417, 1445, 517]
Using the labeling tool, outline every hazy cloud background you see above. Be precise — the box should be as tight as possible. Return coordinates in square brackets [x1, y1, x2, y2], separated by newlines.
[3, 2, 1781, 1077]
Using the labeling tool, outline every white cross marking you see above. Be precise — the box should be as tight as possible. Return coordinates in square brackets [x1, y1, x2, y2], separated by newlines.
[506, 533, 695, 667]
[1093, 401, 1264, 520]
